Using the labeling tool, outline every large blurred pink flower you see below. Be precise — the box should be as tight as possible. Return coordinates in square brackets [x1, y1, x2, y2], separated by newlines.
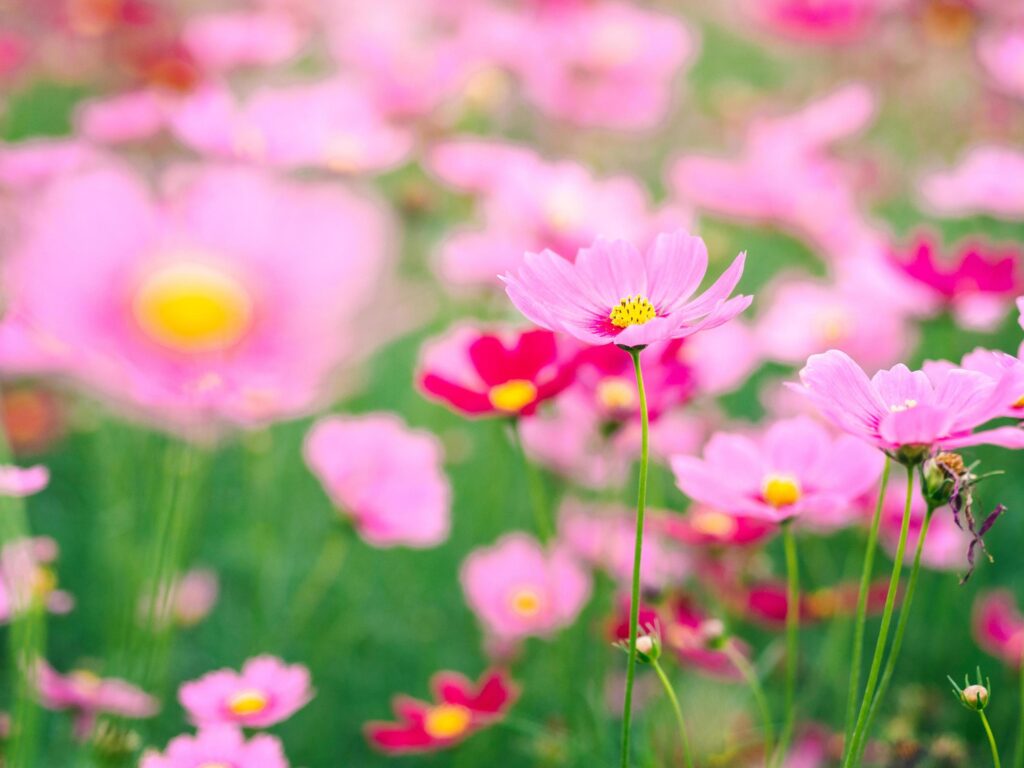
[978, 26, 1024, 100]
[179, 655, 312, 729]
[503, 230, 750, 349]
[460, 533, 591, 643]
[919, 145, 1024, 220]
[141, 726, 289, 768]
[181, 10, 303, 73]
[973, 590, 1024, 669]
[304, 413, 450, 548]
[795, 350, 1024, 458]
[671, 416, 883, 523]
[1, 162, 390, 430]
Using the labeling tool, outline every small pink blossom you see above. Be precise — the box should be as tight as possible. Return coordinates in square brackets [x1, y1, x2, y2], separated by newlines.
[0, 537, 73, 623]
[141, 726, 289, 768]
[973, 590, 1024, 669]
[181, 10, 303, 72]
[179, 655, 312, 729]
[919, 145, 1024, 221]
[0, 465, 48, 497]
[978, 26, 1024, 100]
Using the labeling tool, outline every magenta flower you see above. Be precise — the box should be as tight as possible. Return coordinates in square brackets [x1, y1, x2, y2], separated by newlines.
[655, 507, 777, 548]
[743, 0, 890, 43]
[502, 230, 750, 350]
[141, 726, 289, 768]
[303, 413, 450, 548]
[36, 660, 158, 740]
[0, 465, 48, 497]
[671, 416, 883, 523]
[973, 591, 1024, 669]
[179, 656, 311, 729]
[460, 533, 591, 644]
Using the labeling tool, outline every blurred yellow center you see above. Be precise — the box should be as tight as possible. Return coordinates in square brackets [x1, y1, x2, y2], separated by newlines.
[199, 764, 231, 768]
[488, 379, 538, 412]
[762, 475, 801, 508]
[609, 296, 656, 328]
[134, 262, 254, 353]
[807, 589, 840, 619]
[889, 399, 918, 413]
[596, 378, 637, 411]
[71, 670, 102, 690]
[544, 187, 585, 233]
[424, 704, 472, 739]
[323, 135, 364, 173]
[690, 510, 738, 539]
[227, 688, 269, 716]
[31, 567, 57, 600]
[510, 588, 543, 617]
[1012, 395, 1024, 409]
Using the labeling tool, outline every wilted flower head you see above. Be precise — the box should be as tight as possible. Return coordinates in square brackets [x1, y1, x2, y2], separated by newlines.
[140, 726, 289, 768]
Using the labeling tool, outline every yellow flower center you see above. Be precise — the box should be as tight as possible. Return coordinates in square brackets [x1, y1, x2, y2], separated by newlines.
[423, 704, 473, 739]
[70, 670, 102, 691]
[889, 398, 918, 413]
[226, 688, 269, 716]
[31, 567, 57, 600]
[1012, 395, 1024, 409]
[322, 135, 364, 173]
[509, 587, 543, 617]
[762, 475, 801, 508]
[807, 589, 840, 619]
[487, 379, 538, 413]
[133, 261, 254, 354]
[543, 186, 585, 234]
[609, 295, 656, 329]
[596, 377, 637, 411]
[690, 510, 738, 539]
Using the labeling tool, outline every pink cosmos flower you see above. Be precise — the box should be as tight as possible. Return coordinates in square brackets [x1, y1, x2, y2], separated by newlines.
[36, 660, 158, 740]
[671, 416, 884, 524]
[924, 348, 1024, 417]
[919, 145, 1024, 220]
[1, 162, 390, 430]
[795, 350, 1024, 458]
[460, 533, 591, 643]
[655, 507, 777, 549]
[720, 577, 892, 627]
[978, 26, 1024, 100]
[179, 655, 312, 729]
[365, 669, 518, 754]
[0, 465, 49, 496]
[0, 139, 100, 192]
[0, 537, 73, 623]
[180, 10, 303, 73]
[502, 230, 751, 349]
[973, 590, 1024, 668]
[743, 0, 896, 43]
[417, 325, 577, 418]
[141, 567, 220, 629]
[141, 726, 289, 768]
[303, 413, 450, 548]
[879, 483, 972, 572]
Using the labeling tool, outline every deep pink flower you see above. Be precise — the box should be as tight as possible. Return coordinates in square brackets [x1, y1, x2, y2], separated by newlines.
[973, 590, 1024, 669]
[919, 145, 1024, 221]
[502, 230, 750, 349]
[460, 533, 591, 643]
[417, 326, 577, 418]
[141, 726, 289, 768]
[0, 465, 48, 497]
[654, 507, 777, 548]
[743, 0, 893, 43]
[722, 577, 892, 627]
[179, 655, 312, 729]
[671, 416, 883, 523]
[795, 350, 1024, 458]
[365, 669, 518, 754]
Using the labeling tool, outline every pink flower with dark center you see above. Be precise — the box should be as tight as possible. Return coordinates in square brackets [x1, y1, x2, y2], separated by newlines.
[179, 655, 312, 729]
[417, 325, 578, 418]
[502, 230, 750, 349]
[141, 726, 289, 768]
[919, 145, 1024, 221]
[973, 590, 1024, 669]
[671, 416, 883, 523]
[365, 669, 518, 754]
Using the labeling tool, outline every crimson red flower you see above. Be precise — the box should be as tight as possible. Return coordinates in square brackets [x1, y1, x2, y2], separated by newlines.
[364, 669, 518, 754]
[417, 325, 577, 418]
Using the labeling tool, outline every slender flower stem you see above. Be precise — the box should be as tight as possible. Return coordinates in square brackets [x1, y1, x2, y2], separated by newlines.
[506, 418, 552, 542]
[1015, 667, 1024, 768]
[651, 658, 693, 768]
[724, 641, 775, 761]
[844, 456, 892, 742]
[773, 521, 800, 768]
[620, 348, 649, 768]
[980, 710, 1002, 768]
[285, 527, 349, 641]
[844, 464, 915, 768]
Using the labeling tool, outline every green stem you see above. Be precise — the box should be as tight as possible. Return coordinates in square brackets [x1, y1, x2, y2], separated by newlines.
[620, 348, 649, 768]
[651, 659, 693, 768]
[844, 456, 891, 742]
[284, 528, 349, 641]
[980, 710, 1002, 768]
[843, 464, 915, 768]
[724, 641, 775, 761]
[506, 419, 552, 542]
[1015, 667, 1024, 768]
[773, 522, 800, 767]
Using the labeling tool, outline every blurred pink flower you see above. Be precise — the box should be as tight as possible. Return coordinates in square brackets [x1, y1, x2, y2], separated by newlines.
[141, 567, 220, 629]
[180, 10, 303, 72]
[973, 590, 1024, 669]
[722, 577, 891, 627]
[0, 537, 73, 623]
[36, 660, 158, 740]
[503, 230, 750, 349]
[796, 350, 1024, 458]
[179, 655, 312, 729]
[304, 413, 450, 549]
[879, 483, 972, 572]
[1, 162, 390, 430]
[743, 0, 897, 43]
[924, 348, 1024, 417]
[0, 465, 49, 496]
[919, 145, 1024, 220]
[655, 507, 777, 548]
[978, 26, 1024, 99]
[672, 416, 883, 523]
[680, 320, 762, 395]
[0, 139, 99, 192]
[460, 533, 591, 643]
[141, 726, 289, 768]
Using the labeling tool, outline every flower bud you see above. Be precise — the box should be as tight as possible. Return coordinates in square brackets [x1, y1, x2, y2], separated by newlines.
[960, 684, 989, 711]
[922, 452, 965, 507]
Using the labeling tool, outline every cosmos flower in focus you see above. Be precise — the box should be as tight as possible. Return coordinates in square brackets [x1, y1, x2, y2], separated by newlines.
[179, 655, 312, 729]
[502, 230, 750, 349]
[141, 726, 289, 768]
[365, 669, 518, 754]
[919, 145, 1024, 221]
[304, 413, 450, 548]
[973, 591, 1024, 669]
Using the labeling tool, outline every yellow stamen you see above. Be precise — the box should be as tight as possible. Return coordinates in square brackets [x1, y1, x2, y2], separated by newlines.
[509, 588, 543, 617]
[596, 377, 637, 411]
[133, 261, 254, 354]
[1012, 395, 1024, 409]
[31, 567, 57, 600]
[424, 704, 473, 739]
[690, 510, 738, 539]
[226, 688, 269, 716]
[762, 475, 801, 508]
[487, 379, 538, 413]
[609, 295, 656, 329]
[889, 398, 918, 413]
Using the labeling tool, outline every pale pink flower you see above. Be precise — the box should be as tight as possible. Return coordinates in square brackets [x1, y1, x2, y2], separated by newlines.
[879, 484, 972, 572]
[503, 230, 750, 349]
[77, 90, 177, 144]
[672, 416, 883, 523]
[795, 350, 1024, 457]
[141, 726, 289, 768]
[460, 533, 591, 643]
[0, 537, 73, 623]
[181, 10, 303, 72]
[679, 320, 762, 395]
[919, 145, 1024, 221]
[141, 568, 220, 629]
[978, 26, 1024, 100]
[0, 139, 99, 192]
[303, 413, 450, 548]
[0, 465, 48, 496]
[179, 656, 312, 729]
[924, 348, 1024, 417]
